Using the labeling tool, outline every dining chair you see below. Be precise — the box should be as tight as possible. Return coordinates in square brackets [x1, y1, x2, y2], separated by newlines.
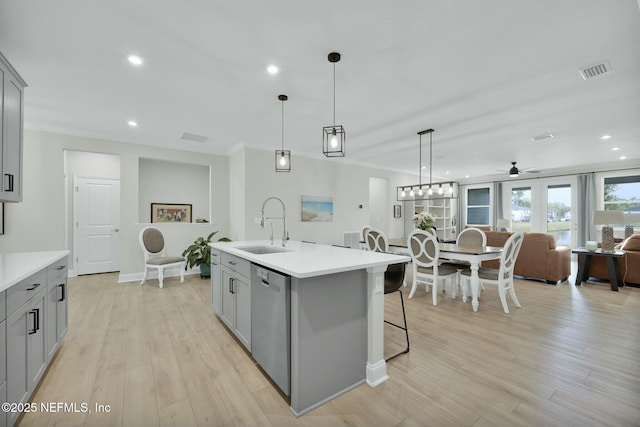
[360, 226, 371, 250]
[441, 227, 487, 296]
[364, 227, 388, 252]
[407, 229, 458, 305]
[460, 231, 524, 313]
[364, 227, 410, 360]
[139, 226, 186, 288]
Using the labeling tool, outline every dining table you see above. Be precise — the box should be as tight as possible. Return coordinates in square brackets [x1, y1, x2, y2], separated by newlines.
[388, 238, 503, 312]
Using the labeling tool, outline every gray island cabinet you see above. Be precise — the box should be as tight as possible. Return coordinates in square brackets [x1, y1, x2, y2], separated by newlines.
[210, 240, 409, 417]
[1, 251, 68, 427]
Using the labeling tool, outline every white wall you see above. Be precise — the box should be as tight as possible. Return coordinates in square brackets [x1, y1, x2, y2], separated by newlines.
[138, 158, 210, 222]
[0, 130, 230, 278]
[238, 148, 414, 245]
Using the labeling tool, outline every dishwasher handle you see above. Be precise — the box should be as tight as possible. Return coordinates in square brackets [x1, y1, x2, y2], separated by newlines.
[261, 279, 270, 287]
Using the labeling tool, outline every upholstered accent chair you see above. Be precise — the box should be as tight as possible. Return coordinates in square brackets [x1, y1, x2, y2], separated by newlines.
[139, 226, 186, 288]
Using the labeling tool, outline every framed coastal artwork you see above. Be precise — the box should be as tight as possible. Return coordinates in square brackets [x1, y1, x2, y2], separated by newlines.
[151, 203, 192, 223]
[301, 195, 333, 222]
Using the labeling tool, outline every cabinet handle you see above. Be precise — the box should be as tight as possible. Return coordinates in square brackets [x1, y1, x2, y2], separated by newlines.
[228, 261, 236, 266]
[56, 265, 65, 270]
[4, 174, 14, 192]
[35, 308, 40, 331]
[28, 310, 37, 335]
[59, 283, 65, 302]
[26, 283, 41, 291]
[229, 277, 236, 294]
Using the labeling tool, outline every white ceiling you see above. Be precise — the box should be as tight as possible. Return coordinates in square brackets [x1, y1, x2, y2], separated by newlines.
[1, 0, 639, 182]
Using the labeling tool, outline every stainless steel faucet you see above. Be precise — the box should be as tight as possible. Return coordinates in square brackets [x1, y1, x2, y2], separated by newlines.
[261, 197, 289, 247]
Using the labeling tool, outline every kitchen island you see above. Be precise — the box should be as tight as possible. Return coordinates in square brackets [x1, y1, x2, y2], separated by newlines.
[209, 240, 410, 416]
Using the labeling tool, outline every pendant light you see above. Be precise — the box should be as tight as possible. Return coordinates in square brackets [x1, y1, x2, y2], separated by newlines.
[275, 94, 291, 172]
[322, 52, 345, 157]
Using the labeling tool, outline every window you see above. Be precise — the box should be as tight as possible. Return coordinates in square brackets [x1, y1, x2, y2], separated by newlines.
[467, 187, 490, 225]
[604, 175, 640, 213]
[511, 187, 531, 233]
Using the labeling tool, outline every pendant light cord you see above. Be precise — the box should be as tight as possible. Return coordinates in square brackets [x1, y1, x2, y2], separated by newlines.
[429, 131, 433, 186]
[281, 99, 285, 151]
[419, 133, 422, 188]
[333, 62, 336, 126]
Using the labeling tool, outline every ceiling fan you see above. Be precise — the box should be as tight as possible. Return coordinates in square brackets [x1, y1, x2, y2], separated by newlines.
[497, 161, 540, 177]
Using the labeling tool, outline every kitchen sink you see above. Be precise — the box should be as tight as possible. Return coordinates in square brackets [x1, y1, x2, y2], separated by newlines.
[236, 245, 293, 255]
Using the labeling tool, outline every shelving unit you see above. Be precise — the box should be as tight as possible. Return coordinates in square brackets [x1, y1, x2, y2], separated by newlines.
[404, 194, 458, 241]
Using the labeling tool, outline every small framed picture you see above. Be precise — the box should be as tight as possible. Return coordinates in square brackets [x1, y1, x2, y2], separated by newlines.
[393, 204, 401, 218]
[151, 203, 192, 223]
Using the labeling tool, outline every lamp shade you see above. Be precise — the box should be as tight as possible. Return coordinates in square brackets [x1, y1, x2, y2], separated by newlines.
[624, 212, 640, 224]
[592, 210, 624, 225]
[496, 219, 512, 231]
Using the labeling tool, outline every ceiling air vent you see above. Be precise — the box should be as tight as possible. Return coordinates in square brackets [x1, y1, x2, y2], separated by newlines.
[180, 132, 208, 143]
[579, 61, 611, 80]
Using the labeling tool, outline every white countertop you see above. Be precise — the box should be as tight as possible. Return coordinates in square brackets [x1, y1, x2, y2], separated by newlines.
[0, 251, 69, 292]
[210, 240, 409, 278]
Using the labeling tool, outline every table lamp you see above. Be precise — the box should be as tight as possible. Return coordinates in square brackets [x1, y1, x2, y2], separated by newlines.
[593, 210, 624, 252]
[496, 219, 512, 232]
[624, 212, 640, 239]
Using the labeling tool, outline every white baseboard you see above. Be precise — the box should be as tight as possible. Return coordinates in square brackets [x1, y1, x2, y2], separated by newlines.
[118, 267, 201, 284]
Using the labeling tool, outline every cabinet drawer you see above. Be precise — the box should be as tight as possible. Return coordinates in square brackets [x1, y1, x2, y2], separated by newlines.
[6, 269, 46, 316]
[210, 248, 221, 265]
[46, 258, 68, 282]
[221, 253, 250, 278]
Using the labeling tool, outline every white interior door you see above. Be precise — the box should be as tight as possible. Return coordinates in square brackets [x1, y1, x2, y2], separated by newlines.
[369, 177, 389, 234]
[75, 176, 120, 274]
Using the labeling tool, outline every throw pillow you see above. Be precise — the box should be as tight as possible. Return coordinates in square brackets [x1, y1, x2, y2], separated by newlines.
[621, 232, 640, 251]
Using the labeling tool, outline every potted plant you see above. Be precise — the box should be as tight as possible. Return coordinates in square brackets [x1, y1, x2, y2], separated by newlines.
[183, 231, 230, 278]
[412, 211, 435, 230]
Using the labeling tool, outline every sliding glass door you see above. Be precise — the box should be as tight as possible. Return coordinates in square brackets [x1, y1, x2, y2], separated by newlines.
[503, 177, 576, 247]
[547, 184, 572, 246]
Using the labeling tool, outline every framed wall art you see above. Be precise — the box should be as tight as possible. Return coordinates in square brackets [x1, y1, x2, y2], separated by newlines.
[150, 203, 192, 223]
[301, 195, 333, 222]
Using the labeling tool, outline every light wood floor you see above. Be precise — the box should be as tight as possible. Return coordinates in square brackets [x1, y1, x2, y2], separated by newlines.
[18, 270, 640, 427]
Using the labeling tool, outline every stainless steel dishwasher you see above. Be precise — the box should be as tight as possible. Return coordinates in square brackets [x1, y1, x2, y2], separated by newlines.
[251, 264, 291, 396]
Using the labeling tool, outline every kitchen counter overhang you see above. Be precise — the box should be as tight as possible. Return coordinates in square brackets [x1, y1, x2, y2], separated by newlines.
[210, 240, 408, 279]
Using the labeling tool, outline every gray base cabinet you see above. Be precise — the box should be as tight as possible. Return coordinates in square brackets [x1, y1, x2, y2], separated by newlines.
[46, 261, 68, 360]
[5, 256, 67, 427]
[210, 249, 221, 314]
[1, 316, 6, 427]
[219, 253, 251, 351]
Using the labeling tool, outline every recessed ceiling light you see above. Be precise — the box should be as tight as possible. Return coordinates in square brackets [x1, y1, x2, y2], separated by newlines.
[600, 134, 611, 140]
[620, 156, 627, 160]
[465, 175, 470, 178]
[421, 166, 426, 170]
[267, 64, 278, 74]
[128, 55, 143, 66]
[611, 146, 620, 151]
[127, 120, 138, 127]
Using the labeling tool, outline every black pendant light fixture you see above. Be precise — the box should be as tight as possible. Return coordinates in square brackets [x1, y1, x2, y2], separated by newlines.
[275, 94, 291, 172]
[322, 52, 345, 157]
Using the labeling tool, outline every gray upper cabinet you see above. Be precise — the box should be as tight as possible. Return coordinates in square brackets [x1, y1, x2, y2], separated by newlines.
[0, 51, 27, 203]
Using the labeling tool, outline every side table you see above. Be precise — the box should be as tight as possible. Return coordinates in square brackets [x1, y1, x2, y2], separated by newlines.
[573, 248, 626, 291]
